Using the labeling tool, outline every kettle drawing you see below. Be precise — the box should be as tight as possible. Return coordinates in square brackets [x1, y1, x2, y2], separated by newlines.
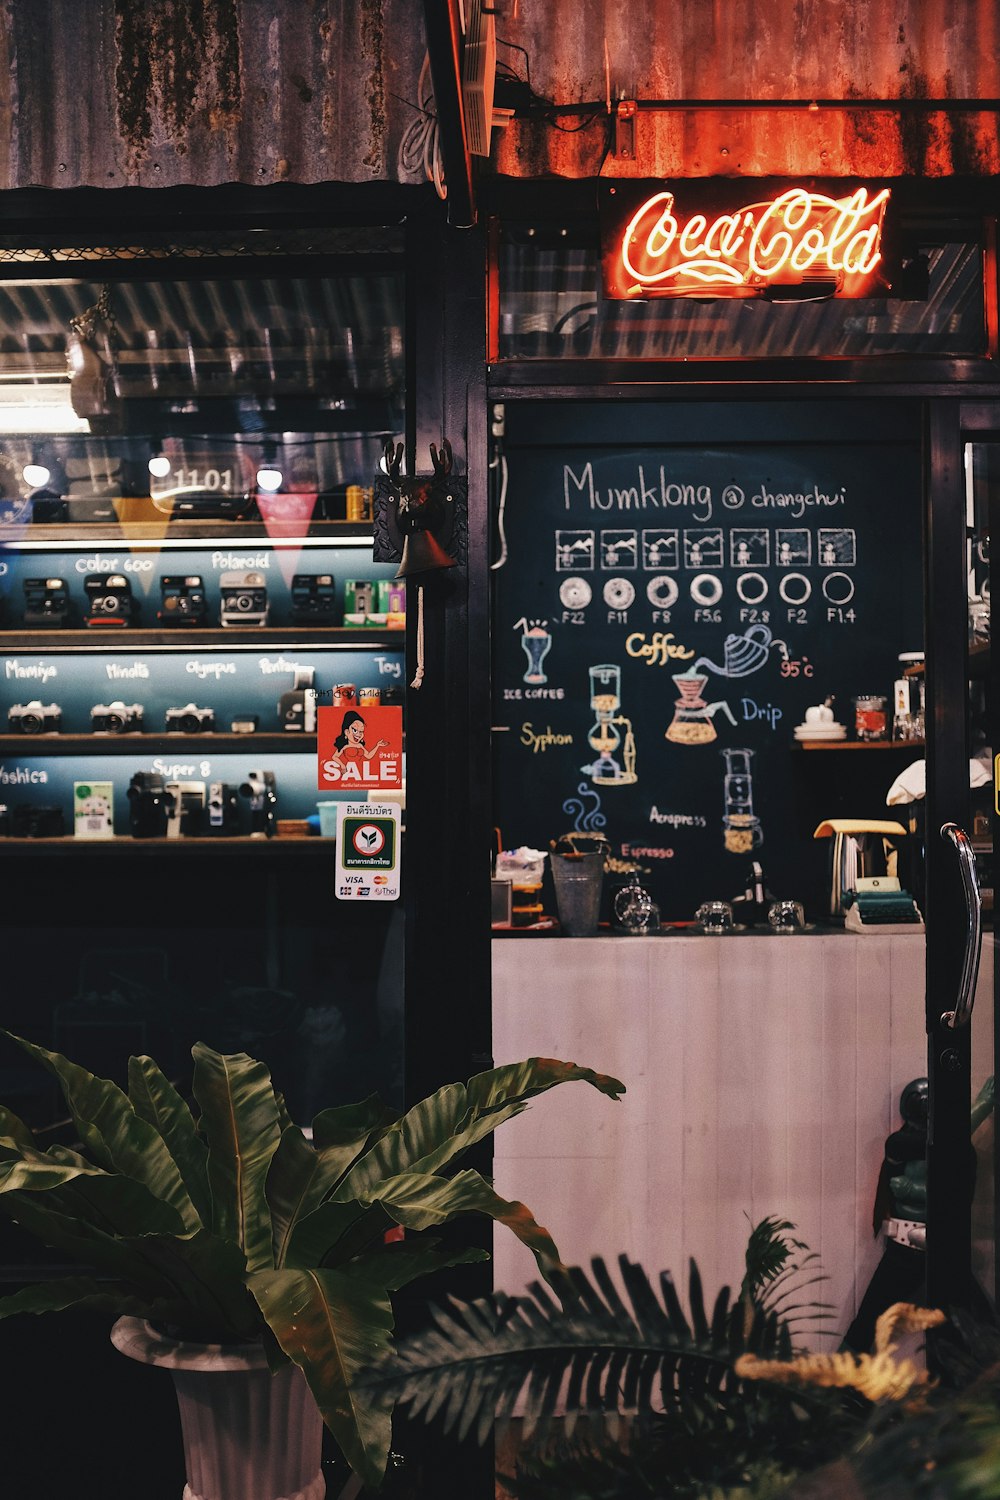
[694, 623, 787, 679]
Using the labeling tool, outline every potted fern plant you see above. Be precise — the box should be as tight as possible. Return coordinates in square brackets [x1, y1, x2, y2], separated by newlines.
[0, 1033, 624, 1498]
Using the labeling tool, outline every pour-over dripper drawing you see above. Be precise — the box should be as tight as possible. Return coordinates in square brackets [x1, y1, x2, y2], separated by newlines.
[665, 669, 737, 746]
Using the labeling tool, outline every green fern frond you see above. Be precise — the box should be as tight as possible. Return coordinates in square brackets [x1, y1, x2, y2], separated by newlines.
[374, 1251, 823, 1451]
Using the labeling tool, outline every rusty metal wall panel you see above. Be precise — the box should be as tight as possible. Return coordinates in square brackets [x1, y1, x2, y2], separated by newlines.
[0, 0, 430, 189]
[490, 0, 1000, 178]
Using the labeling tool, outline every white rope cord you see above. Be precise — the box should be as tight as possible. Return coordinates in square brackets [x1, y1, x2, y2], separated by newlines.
[489, 448, 509, 570]
[410, 584, 426, 689]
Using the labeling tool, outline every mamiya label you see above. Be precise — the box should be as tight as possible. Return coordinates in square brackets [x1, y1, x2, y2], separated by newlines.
[4, 659, 58, 683]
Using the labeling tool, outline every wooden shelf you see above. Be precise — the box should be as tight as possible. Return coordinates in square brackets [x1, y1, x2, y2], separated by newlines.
[795, 739, 925, 751]
[1, 520, 375, 546]
[0, 733, 318, 756]
[0, 836, 336, 856]
[0, 626, 402, 650]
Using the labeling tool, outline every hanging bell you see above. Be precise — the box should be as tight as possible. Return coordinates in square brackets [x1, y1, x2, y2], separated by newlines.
[396, 525, 457, 578]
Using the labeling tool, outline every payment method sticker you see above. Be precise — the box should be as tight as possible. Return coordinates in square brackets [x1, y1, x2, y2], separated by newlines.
[334, 801, 401, 901]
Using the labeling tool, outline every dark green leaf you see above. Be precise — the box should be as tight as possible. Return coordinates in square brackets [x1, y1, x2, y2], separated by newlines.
[0, 1105, 36, 1151]
[127, 1056, 211, 1225]
[0, 1277, 155, 1320]
[339, 1060, 625, 1200]
[190, 1043, 281, 1271]
[3, 1189, 175, 1294]
[7, 1033, 197, 1228]
[357, 1168, 564, 1276]
[284, 1199, 379, 1270]
[119, 1228, 260, 1340]
[267, 1127, 386, 1268]
[0, 1158, 184, 1239]
[249, 1266, 395, 1491]
[311, 1095, 399, 1151]
[349, 1238, 489, 1292]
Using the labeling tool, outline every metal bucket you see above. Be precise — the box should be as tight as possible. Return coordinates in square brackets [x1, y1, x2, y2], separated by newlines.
[551, 851, 606, 936]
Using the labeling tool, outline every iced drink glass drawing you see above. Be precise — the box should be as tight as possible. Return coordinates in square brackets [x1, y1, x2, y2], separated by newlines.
[521, 626, 552, 684]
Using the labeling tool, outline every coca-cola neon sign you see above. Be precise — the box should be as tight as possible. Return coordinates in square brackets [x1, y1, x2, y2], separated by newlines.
[602, 182, 893, 299]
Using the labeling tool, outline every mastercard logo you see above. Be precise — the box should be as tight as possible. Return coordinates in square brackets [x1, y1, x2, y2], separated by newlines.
[373, 875, 389, 885]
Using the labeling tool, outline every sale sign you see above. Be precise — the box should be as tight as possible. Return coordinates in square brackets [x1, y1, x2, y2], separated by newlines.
[318, 704, 403, 792]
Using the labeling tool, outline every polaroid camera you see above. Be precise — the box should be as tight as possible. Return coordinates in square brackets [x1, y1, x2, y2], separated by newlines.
[23, 577, 71, 627]
[290, 573, 337, 624]
[157, 575, 209, 626]
[84, 573, 138, 628]
[219, 571, 268, 627]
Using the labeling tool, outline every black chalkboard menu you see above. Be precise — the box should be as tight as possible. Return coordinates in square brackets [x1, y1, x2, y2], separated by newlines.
[490, 401, 924, 922]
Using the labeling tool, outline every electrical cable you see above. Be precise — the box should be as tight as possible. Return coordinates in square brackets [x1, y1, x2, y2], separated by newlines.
[397, 54, 446, 202]
[489, 437, 508, 571]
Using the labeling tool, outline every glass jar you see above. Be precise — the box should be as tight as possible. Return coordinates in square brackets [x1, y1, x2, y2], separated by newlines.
[853, 694, 888, 742]
[893, 654, 925, 741]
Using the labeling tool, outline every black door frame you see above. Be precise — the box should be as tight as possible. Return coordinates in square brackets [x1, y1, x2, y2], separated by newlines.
[925, 399, 1000, 1316]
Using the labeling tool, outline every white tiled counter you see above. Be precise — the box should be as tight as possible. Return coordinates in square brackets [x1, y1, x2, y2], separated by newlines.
[492, 932, 992, 1346]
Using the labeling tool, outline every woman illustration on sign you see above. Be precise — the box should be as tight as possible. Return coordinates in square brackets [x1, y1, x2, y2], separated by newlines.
[331, 708, 388, 770]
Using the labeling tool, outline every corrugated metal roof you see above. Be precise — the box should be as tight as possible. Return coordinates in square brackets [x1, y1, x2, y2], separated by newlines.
[0, 0, 432, 190]
[0, 1, 997, 192]
[489, 0, 1000, 178]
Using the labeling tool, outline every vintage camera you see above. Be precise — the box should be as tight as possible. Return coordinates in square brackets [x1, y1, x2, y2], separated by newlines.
[240, 769, 277, 838]
[278, 668, 317, 733]
[157, 575, 209, 626]
[84, 573, 138, 627]
[165, 780, 206, 838]
[127, 772, 172, 839]
[8, 700, 61, 734]
[23, 577, 71, 627]
[290, 573, 337, 624]
[219, 570, 268, 627]
[10, 804, 65, 838]
[164, 703, 215, 734]
[91, 700, 144, 734]
[207, 781, 240, 836]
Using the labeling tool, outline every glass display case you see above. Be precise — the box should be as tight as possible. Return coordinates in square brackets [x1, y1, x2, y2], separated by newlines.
[0, 246, 410, 1141]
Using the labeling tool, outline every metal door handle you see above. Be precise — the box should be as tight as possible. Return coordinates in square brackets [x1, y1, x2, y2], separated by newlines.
[940, 822, 983, 1028]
